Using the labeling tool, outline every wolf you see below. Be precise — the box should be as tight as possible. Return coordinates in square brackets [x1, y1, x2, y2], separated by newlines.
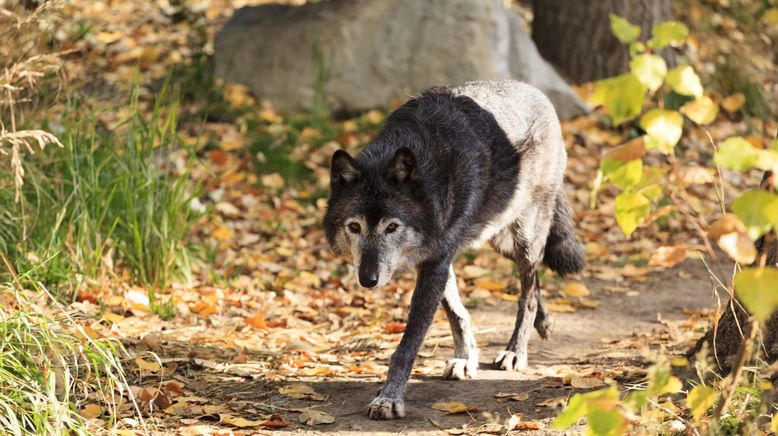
[323, 80, 584, 420]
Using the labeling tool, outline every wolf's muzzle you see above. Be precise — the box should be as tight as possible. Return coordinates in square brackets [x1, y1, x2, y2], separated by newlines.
[358, 249, 380, 288]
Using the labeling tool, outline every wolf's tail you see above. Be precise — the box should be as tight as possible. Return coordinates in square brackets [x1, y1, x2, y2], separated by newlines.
[543, 192, 584, 276]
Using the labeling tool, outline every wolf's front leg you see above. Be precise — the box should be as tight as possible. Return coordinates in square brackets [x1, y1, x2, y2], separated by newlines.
[441, 265, 479, 380]
[367, 262, 449, 420]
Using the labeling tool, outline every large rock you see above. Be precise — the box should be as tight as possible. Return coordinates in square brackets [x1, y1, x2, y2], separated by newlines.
[214, 0, 589, 119]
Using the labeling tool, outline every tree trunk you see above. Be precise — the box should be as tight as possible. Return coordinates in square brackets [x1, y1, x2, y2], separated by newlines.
[531, 0, 672, 83]
[687, 172, 778, 373]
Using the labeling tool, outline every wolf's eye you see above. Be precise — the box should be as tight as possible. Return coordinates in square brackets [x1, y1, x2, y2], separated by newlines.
[347, 222, 361, 234]
[385, 223, 399, 234]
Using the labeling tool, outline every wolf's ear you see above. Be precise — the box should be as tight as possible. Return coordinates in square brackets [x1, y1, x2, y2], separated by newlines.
[388, 147, 418, 183]
[331, 149, 360, 185]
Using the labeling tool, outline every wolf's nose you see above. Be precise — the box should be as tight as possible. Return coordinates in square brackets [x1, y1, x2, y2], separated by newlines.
[359, 272, 379, 288]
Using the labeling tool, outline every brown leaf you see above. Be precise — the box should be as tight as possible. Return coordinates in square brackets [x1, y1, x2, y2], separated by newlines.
[385, 322, 406, 334]
[602, 137, 646, 163]
[708, 214, 746, 239]
[648, 246, 688, 268]
[431, 401, 480, 414]
[298, 409, 335, 425]
[570, 375, 606, 389]
[494, 392, 529, 401]
[80, 404, 102, 419]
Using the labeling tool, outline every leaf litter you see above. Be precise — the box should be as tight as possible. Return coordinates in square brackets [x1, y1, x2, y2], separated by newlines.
[43, 0, 778, 433]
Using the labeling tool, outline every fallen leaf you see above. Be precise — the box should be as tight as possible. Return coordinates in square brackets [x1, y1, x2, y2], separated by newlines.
[261, 173, 285, 189]
[298, 409, 335, 425]
[189, 301, 217, 316]
[570, 375, 606, 389]
[462, 265, 490, 279]
[537, 397, 567, 408]
[385, 322, 406, 334]
[717, 231, 757, 264]
[80, 404, 102, 419]
[212, 226, 234, 241]
[135, 357, 161, 373]
[649, 246, 687, 268]
[244, 313, 268, 329]
[279, 384, 326, 401]
[494, 392, 529, 401]
[721, 93, 745, 113]
[431, 401, 480, 414]
[602, 137, 646, 163]
[563, 282, 590, 297]
[474, 278, 507, 291]
[220, 414, 267, 428]
[547, 302, 576, 313]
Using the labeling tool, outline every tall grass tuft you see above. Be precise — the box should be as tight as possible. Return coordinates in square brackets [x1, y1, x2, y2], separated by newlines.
[1, 86, 202, 294]
[0, 256, 140, 435]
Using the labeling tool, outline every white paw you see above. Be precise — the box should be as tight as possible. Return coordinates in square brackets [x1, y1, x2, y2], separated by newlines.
[443, 353, 479, 380]
[366, 396, 405, 420]
[493, 350, 527, 371]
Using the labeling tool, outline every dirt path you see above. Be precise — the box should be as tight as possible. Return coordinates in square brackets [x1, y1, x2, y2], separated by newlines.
[142, 259, 723, 435]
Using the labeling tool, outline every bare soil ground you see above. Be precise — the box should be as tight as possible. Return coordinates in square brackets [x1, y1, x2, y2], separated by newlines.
[144, 259, 723, 435]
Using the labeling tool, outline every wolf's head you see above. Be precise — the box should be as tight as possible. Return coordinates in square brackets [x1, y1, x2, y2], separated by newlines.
[323, 147, 427, 289]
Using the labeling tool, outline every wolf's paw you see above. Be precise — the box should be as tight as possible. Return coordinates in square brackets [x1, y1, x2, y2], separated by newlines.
[366, 396, 405, 420]
[443, 354, 479, 380]
[493, 350, 527, 371]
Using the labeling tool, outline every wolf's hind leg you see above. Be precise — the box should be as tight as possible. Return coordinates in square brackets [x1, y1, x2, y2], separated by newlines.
[441, 265, 479, 380]
[494, 261, 539, 371]
[533, 275, 552, 339]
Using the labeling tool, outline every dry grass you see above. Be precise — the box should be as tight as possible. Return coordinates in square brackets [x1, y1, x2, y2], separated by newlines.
[0, 2, 66, 201]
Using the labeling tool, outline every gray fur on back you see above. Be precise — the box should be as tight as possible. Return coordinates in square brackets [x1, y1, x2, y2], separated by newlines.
[450, 80, 567, 258]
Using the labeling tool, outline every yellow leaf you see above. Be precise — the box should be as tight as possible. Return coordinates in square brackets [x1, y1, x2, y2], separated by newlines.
[212, 226, 234, 241]
[135, 357, 162, 372]
[721, 93, 746, 113]
[547, 302, 576, 313]
[220, 414, 267, 428]
[640, 109, 684, 153]
[762, 8, 778, 25]
[102, 312, 125, 323]
[563, 282, 590, 297]
[431, 401, 479, 414]
[686, 385, 718, 421]
[680, 96, 718, 125]
[666, 65, 703, 97]
[772, 413, 778, 433]
[279, 384, 326, 401]
[474, 278, 507, 291]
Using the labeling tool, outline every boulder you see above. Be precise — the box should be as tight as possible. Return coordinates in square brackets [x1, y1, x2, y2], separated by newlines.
[214, 0, 589, 119]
